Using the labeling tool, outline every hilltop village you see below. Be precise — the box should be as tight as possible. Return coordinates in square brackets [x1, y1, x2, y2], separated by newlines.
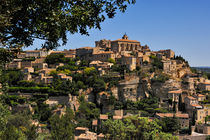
[1, 34, 210, 139]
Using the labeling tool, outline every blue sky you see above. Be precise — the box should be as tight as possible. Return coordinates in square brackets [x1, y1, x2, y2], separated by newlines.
[30, 0, 210, 67]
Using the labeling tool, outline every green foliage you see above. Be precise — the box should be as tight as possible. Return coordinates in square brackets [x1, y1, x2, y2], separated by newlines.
[17, 80, 37, 87]
[151, 73, 169, 83]
[174, 55, 189, 66]
[206, 135, 210, 140]
[1, 95, 26, 106]
[33, 100, 52, 123]
[0, 103, 10, 134]
[157, 116, 181, 134]
[107, 58, 116, 64]
[8, 86, 51, 93]
[1, 0, 135, 49]
[102, 117, 178, 140]
[93, 78, 106, 93]
[76, 96, 100, 128]
[45, 54, 65, 64]
[5, 70, 24, 86]
[0, 48, 13, 66]
[49, 108, 75, 140]
[84, 67, 96, 75]
[22, 57, 36, 62]
[150, 55, 163, 70]
[0, 113, 38, 140]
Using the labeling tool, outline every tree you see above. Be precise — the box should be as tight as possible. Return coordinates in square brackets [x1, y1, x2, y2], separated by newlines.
[1, 0, 135, 49]
[0, 103, 10, 134]
[158, 116, 181, 134]
[107, 58, 116, 64]
[49, 108, 75, 140]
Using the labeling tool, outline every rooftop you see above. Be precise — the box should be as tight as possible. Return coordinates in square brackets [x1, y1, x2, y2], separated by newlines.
[92, 120, 98, 126]
[186, 96, 197, 100]
[100, 114, 108, 120]
[168, 90, 182, 94]
[75, 127, 89, 131]
[111, 39, 140, 43]
[156, 113, 189, 118]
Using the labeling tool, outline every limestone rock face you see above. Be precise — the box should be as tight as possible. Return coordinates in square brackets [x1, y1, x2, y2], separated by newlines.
[151, 79, 181, 100]
[118, 76, 141, 102]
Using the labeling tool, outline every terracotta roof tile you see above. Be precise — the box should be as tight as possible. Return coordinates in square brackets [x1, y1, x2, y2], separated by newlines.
[187, 96, 196, 100]
[100, 114, 108, 120]
[113, 116, 123, 120]
[92, 120, 98, 126]
[75, 127, 88, 131]
[168, 90, 182, 94]
[156, 113, 189, 118]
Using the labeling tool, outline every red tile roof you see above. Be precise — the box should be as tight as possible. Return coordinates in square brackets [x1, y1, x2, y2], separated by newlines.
[197, 94, 205, 97]
[168, 90, 182, 94]
[92, 120, 98, 126]
[156, 113, 189, 118]
[75, 127, 88, 131]
[186, 96, 196, 100]
[113, 116, 123, 120]
[100, 114, 108, 120]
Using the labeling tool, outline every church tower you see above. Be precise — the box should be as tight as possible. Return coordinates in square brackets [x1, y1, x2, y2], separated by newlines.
[122, 33, 128, 40]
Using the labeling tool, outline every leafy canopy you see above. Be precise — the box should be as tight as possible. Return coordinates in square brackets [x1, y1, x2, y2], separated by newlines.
[1, 0, 135, 49]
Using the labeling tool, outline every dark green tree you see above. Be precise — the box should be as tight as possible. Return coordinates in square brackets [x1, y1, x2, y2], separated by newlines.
[1, 0, 135, 49]
[159, 116, 181, 134]
[49, 108, 75, 140]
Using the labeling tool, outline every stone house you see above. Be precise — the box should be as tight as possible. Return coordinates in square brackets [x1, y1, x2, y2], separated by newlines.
[121, 56, 136, 71]
[157, 49, 175, 59]
[196, 105, 210, 123]
[199, 82, 210, 91]
[111, 34, 141, 53]
[76, 47, 94, 59]
[156, 113, 189, 128]
[196, 124, 210, 134]
[92, 51, 116, 62]
[57, 73, 72, 81]
[162, 60, 177, 74]
[25, 49, 52, 58]
[22, 67, 34, 74]
[75, 127, 97, 140]
[89, 61, 113, 70]
[95, 39, 111, 49]
[193, 94, 206, 102]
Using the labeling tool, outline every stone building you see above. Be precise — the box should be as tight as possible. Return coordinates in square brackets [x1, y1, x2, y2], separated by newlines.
[76, 47, 94, 59]
[121, 56, 136, 71]
[156, 113, 189, 128]
[199, 82, 210, 91]
[168, 90, 182, 112]
[118, 76, 140, 102]
[25, 49, 52, 58]
[163, 60, 177, 74]
[157, 49, 175, 59]
[111, 34, 141, 53]
[92, 51, 116, 62]
[95, 39, 111, 49]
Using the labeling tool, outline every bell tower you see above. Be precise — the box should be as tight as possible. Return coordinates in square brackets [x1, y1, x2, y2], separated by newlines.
[122, 33, 128, 40]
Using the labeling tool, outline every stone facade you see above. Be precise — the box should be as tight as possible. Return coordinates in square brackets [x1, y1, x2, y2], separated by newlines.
[118, 75, 140, 102]
[111, 34, 141, 53]
[121, 56, 136, 71]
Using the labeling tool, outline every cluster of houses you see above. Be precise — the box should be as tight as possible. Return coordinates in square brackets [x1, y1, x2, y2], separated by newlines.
[4, 34, 210, 139]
